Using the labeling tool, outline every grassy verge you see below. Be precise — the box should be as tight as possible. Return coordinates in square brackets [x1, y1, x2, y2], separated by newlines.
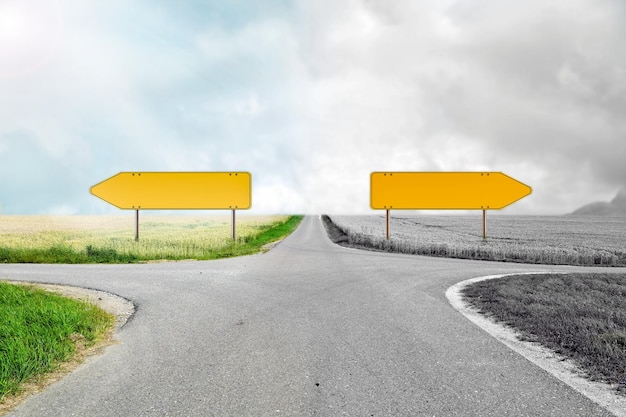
[0, 282, 114, 401]
[461, 273, 626, 392]
[0, 215, 303, 264]
[204, 214, 304, 259]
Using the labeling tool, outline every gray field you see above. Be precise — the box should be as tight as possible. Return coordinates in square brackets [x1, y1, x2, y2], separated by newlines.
[326, 214, 626, 266]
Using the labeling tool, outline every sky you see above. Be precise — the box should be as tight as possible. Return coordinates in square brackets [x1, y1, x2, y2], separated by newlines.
[1, 0, 625, 215]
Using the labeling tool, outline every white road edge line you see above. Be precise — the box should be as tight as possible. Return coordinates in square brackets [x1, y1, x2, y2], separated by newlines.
[446, 272, 626, 417]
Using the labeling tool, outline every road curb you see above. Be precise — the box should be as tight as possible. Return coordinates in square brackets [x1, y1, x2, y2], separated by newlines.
[4, 280, 135, 330]
[446, 272, 626, 417]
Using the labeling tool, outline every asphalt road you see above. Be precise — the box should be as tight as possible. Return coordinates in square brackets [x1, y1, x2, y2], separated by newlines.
[1, 215, 623, 416]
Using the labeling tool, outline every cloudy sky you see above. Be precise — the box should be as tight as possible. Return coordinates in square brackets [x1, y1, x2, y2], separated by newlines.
[1, 0, 624, 215]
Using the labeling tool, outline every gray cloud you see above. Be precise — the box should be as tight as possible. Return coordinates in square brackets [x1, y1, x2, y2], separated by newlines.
[292, 0, 626, 213]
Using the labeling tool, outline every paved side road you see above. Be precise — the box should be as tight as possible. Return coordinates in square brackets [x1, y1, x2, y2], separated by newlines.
[1, 215, 623, 416]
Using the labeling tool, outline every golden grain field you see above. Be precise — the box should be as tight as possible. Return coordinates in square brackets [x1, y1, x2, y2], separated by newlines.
[0, 215, 291, 262]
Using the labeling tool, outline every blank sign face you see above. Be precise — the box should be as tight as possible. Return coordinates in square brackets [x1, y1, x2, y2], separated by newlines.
[370, 172, 531, 210]
[91, 172, 251, 210]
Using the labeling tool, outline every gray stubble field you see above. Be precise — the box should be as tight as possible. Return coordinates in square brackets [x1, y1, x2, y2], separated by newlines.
[326, 214, 626, 266]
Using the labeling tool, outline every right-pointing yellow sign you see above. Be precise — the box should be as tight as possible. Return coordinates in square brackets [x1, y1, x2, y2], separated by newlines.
[370, 172, 531, 210]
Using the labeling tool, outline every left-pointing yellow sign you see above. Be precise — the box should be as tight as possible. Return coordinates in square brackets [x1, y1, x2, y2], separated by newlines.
[90, 172, 251, 210]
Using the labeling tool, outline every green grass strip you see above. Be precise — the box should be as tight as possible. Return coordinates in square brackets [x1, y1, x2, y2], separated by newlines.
[206, 214, 304, 259]
[0, 283, 114, 400]
[0, 215, 304, 264]
[462, 273, 626, 391]
[0, 246, 139, 264]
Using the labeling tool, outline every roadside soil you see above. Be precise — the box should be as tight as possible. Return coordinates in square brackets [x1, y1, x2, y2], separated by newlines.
[320, 215, 349, 244]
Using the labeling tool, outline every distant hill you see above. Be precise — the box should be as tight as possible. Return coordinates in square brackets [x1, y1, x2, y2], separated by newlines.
[571, 188, 626, 216]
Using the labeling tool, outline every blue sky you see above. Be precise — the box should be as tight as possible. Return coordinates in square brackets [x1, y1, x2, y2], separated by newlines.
[1, 0, 625, 215]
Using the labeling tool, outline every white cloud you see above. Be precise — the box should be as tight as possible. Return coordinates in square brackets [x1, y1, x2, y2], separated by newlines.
[1, 0, 624, 215]
[253, 181, 306, 213]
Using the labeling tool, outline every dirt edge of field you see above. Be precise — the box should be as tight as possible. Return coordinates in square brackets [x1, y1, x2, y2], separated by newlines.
[0, 282, 135, 416]
[321, 215, 352, 245]
[446, 273, 626, 417]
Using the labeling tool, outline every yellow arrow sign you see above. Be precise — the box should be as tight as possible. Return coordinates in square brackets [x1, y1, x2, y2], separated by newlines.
[370, 172, 531, 210]
[90, 172, 251, 210]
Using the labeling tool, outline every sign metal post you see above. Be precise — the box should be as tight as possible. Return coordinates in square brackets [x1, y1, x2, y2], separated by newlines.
[135, 209, 139, 242]
[232, 209, 236, 241]
[482, 209, 487, 240]
[386, 209, 390, 241]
